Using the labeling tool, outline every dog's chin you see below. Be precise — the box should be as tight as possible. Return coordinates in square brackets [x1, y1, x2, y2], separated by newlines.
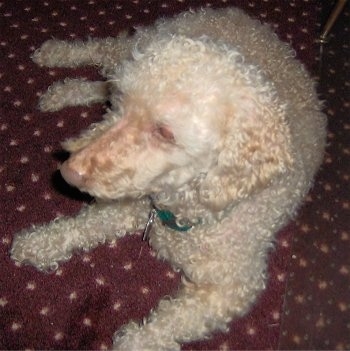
[85, 187, 150, 203]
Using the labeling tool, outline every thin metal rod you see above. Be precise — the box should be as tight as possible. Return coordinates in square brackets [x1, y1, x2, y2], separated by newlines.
[320, 0, 348, 43]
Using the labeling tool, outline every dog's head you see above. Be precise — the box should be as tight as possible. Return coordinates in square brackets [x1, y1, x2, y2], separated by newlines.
[61, 36, 294, 210]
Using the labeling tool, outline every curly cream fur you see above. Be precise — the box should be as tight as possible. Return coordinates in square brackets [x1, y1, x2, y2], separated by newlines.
[11, 7, 326, 351]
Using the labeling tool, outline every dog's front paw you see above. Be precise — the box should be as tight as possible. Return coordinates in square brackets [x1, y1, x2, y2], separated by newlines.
[11, 225, 71, 271]
[38, 80, 67, 112]
[113, 322, 180, 351]
[31, 39, 71, 67]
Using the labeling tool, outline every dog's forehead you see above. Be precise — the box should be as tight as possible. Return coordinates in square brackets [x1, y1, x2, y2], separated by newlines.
[153, 92, 189, 114]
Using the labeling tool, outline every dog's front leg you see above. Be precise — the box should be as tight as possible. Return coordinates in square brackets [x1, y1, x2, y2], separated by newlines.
[113, 280, 257, 351]
[32, 33, 133, 69]
[38, 79, 109, 112]
[11, 198, 149, 271]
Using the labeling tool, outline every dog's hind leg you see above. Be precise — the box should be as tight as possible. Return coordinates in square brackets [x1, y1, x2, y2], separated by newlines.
[38, 79, 108, 112]
[113, 280, 260, 350]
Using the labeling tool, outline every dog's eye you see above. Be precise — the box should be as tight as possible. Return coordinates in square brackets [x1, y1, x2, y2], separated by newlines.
[153, 124, 175, 143]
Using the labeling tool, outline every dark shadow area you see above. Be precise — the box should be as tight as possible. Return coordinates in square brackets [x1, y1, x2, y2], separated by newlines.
[51, 150, 94, 203]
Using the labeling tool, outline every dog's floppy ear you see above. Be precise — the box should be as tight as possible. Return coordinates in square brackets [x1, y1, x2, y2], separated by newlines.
[199, 90, 294, 211]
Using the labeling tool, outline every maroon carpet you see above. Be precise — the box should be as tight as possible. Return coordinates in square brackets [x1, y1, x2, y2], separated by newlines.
[0, 0, 349, 350]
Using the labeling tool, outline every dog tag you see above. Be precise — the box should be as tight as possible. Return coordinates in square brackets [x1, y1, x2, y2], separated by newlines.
[143, 209, 157, 241]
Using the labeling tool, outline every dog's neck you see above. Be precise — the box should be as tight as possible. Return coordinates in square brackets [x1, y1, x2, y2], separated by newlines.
[149, 183, 213, 227]
[149, 181, 233, 229]
[142, 193, 202, 241]
[149, 194, 200, 226]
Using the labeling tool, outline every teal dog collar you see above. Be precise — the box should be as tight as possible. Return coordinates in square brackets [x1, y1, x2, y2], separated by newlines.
[142, 207, 193, 241]
[156, 209, 193, 232]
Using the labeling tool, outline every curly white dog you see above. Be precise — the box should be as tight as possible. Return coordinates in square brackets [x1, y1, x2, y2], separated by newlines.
[11, 7, 326, 350]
